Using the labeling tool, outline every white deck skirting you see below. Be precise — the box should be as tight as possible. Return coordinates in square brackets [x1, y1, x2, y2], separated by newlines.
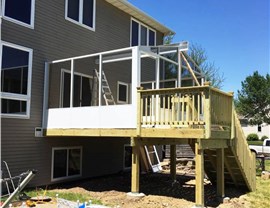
[46, 104, 136, 129]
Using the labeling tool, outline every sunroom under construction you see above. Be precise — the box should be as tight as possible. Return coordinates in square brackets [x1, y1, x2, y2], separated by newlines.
[42, 43, 256, 207]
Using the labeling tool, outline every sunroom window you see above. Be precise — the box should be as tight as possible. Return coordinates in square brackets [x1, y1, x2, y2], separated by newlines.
[131, 19, 156, 46]
[52, 147, 82, 181]
[1, 42, 33, 118]
[61, 70, 92, 107]
[66, 0, 96, 30]
[117, 81, 128, 104]
[3, 0, 35, 28]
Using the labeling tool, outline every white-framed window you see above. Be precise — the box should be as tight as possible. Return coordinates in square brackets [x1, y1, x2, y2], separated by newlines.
[258, 124, 262, 132]
[1, 41, 33, 119]
[130, 18, 156, 46]
[65, 0, 96, 31]
[123, 144, 132, 170]
[2, 0, 35, 29]
[117, 81, 128, 104]
[60, 69, 93, 107]
[51, 146, 82, 181]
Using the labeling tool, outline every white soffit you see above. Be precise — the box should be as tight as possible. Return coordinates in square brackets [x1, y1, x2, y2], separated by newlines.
[105, 0, 175, 35]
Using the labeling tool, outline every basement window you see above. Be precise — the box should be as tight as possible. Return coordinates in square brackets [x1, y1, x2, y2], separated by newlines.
[131, 18, 156, 46]
[52, 147, 82, 181]
[3, 0, 35, 28]
[117, 81, 128, 104]
[1, 42, 33, 118]
[65, 0, 96, 31]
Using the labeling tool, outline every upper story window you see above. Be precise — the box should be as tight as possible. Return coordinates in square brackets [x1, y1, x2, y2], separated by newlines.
[65, 0, 96, 31]
[131, 18, 156, 46]
[1, 41, 33, 118]
[3, 0, 35, 28]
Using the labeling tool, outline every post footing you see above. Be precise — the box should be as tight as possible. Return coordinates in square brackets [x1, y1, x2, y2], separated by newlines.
[126, 192, 145, 199]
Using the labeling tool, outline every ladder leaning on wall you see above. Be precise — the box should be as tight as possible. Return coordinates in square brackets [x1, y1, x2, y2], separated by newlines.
[94, 69, 115, 105]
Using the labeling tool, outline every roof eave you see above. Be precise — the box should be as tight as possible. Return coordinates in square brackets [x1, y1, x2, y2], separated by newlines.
[105, 0, 175, 36]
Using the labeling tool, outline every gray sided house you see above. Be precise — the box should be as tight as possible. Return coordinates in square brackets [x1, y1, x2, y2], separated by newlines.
[1, 0, 172, 187]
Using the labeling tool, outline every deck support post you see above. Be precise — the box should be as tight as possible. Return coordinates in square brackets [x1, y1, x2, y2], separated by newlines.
[216, 148, 225, 197]
[170, 144, 176, 181]
[195, 141, 204, 207]
[131, 138, 140, 193]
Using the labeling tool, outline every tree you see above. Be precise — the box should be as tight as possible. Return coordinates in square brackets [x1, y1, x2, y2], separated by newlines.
[188, 43, 225, 89]
[163, 35, 225, 89]
[235, 71, 270, 125]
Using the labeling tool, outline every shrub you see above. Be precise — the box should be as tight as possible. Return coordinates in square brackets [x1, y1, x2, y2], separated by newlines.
[261, 135, 269, 141]
[247, 133, 259, 141]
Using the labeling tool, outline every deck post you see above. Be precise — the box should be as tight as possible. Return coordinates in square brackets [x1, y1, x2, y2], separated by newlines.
[216, 148, 225, 197]
[195, 141, 204, 207]
[204, 82, 211, 139]
[131, 138, 140, 193]
[170, 144, 176, 181]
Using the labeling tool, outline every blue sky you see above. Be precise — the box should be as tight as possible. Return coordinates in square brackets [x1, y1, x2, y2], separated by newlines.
[129, 0, 269, 94]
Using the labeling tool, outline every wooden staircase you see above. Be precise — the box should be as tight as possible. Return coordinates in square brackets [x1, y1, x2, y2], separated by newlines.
[197, 110, 256, 191]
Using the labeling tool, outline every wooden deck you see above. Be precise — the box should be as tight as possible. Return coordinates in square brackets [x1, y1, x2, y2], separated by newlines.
[44, 84, 256, 207]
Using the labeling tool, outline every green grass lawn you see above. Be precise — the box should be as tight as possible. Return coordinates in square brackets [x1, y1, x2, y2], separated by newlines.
[247, 141, 264, 145]
[247, 160, 270, 208]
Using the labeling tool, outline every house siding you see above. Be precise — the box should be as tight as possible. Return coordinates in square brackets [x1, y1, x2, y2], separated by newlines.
[1, 0, 164, 187]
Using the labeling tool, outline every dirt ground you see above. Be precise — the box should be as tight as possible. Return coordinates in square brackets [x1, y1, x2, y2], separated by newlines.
[48, 161, 251, 208]
[9, 161, 251, 208]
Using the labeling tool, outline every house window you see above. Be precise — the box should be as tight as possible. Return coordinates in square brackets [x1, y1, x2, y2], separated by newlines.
[52, 147, 82, 181]
[3, 0, 35, 28]
[1, 42, 33, 118]
[65, 0, 96, 31]
[124, 144, 132, 170]
[131, 18, 156, 46]
[61, 70, 92, 107]
[258, 125, 262, 132]
[117, 81, 128, 104]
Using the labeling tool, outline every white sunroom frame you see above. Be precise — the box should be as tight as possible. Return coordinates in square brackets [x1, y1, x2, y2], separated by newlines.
[42, 45, 203, 130]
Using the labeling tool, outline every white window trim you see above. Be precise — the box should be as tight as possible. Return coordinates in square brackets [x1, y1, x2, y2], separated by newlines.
[117, 81, 129, 104]
[2, 0, 35, 29]
[123, 144, 131, 170]
[60, 69, 93, 108]
[51, 146, 83, 182]
[130, 17, 156, 47]
[0, 41, 33, 119]
[65, 0, 96, 31]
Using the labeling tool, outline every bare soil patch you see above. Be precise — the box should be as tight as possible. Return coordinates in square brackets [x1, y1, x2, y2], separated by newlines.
[49, 171, 249, 208]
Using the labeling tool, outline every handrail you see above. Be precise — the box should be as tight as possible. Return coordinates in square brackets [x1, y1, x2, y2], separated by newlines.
[232, 110, 256, 190]
[137, 86, 233, 137]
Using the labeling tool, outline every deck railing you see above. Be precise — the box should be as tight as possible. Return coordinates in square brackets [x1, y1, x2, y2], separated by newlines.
[137, 85, 233, 138]
[232, 111, 256, 190]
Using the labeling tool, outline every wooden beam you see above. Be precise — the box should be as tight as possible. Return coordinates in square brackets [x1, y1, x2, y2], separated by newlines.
[199, 139, 229, 150]
[216, 148, 225, 197]
[180, 52, 200, 86]
[131, 137, 140, 193]
[136, 138, 189, 146]
[195, 141, 204, 207]
[210, 130, 231, 139]
[140, 128, 204, 139]
[45, 128, 137, 137]
[170, 145, 176, 181]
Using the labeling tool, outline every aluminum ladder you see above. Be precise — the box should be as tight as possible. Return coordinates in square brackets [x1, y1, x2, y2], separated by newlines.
[144, 146, 162, 172]
[94, 69, 115, 105]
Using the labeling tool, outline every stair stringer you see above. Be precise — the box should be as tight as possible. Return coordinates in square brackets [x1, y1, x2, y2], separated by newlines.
[228, 110, 256, 191]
